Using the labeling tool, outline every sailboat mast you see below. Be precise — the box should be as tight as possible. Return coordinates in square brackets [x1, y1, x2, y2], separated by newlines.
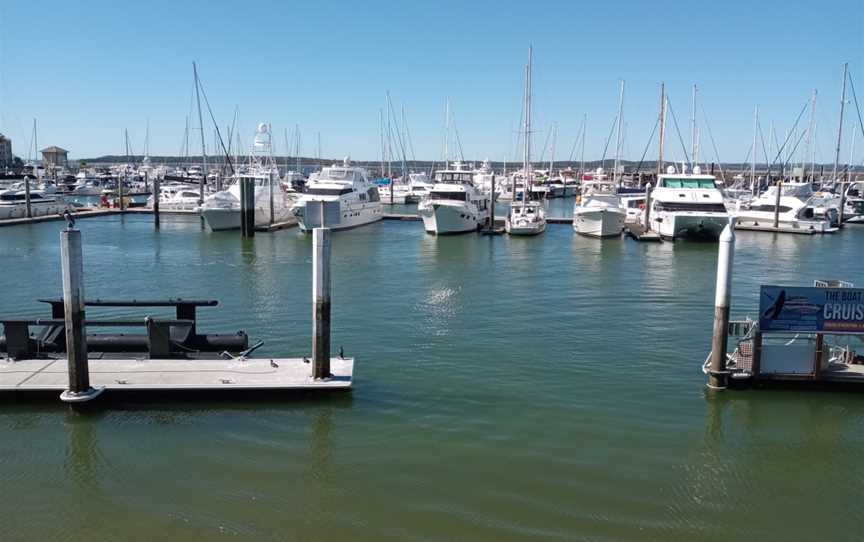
[522, 46, 533, 206]
[613, 79, 624, 184]
[849, 122, 857, 182]
[379, 109, 385, 176]
[295, 125, 301, 174]
[444, 98, 450, 166]
[751, 105, 758, 195]
[657, 83, 666, 177]
[193, 62, 208, 203]
[804, 89, 817, 181]
[831, 62, 849, 185]
[580, 114, 587, 177]
[691, 84, 697, 168]
[549, 122, 556, 173]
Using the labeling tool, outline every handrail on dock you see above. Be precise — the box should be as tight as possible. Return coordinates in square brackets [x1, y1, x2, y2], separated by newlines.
[37, 298, 219, 307]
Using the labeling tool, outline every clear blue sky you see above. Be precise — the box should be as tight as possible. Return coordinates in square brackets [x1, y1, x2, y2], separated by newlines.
[1, 0, 862, 164]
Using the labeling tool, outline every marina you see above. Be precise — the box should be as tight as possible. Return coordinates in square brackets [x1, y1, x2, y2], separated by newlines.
[3, 0, 864, 539]
[2, 210, 864, 540]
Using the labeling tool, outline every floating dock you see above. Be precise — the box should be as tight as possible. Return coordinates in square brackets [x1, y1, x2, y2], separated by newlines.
[0, 209, 119, 227]
[0, 356, 353, 397]
[624, 222, 662, 242]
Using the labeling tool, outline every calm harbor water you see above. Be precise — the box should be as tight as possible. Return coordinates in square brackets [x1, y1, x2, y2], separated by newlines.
[1, 211, 863, 541]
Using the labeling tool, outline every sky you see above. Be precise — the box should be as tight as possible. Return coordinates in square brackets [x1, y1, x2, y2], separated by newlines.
[1, 0, 862, 165]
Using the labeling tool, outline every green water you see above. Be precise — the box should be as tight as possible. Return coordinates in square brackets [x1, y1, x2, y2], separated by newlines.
[1, 214, 863, 541]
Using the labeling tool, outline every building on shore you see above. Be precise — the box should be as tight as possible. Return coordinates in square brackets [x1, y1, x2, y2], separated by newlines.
[41, 146, 68, 171]
[0, 134, 12, 169]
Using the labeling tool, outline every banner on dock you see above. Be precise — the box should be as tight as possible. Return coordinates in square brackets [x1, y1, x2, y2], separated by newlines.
[759, 285, 864, 332]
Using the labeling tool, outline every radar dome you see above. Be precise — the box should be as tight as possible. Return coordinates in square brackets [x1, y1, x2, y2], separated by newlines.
[257, 123, 268, 133]
[666, 165, 677, 174]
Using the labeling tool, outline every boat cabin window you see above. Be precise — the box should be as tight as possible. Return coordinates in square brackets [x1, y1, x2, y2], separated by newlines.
[660, 178, 717, 189]
[306, 187, 354, 196]
[321, 169, 358, 182]
[431, 191, 466, 201]
[749, 204, 793, 213]
[435, 172, 473, 183]
[367, 187, 380, 202]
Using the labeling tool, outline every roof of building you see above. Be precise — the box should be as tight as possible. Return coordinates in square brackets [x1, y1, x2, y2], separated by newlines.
[40, 146, 68, 153]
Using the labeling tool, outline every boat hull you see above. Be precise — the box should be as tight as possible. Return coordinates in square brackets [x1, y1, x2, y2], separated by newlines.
[506, 220, 546, 235]
[419, 202, 482, 234]
[652, 212, 727, 240]
[295, 202, 382, 232]
[0, 200, 67, 220]
[573, 207, 624, 238]
[733, 214, 836, 234]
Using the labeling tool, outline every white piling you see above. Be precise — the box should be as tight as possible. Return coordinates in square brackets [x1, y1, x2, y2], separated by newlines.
[59, 229, 102, 403]
[708, 217, 736, 390]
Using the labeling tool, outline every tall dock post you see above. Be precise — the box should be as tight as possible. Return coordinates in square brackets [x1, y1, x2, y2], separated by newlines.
[772, 180, 782, 230]
[312, 227, 331, 380]
[838, 181, 846, 226]
[708, 218, 736, 390]
[24, 176, 32, 218]
[240, 177, 255, 237]
[153, 173, 160, 229]
[269, 171, 275, 225]
[643, 182, 652, 230]
[59, 228, 101, 403]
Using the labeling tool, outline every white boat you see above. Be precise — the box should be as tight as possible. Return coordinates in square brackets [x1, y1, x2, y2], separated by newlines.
[201, 123, 293, 231]
[418, 162, 491, 234]
[573, 172, 625, 238]
[650, 165, 729, 240]
[843, 181, 864, 222]
[377, 179, 410, 204]
[405, 172, 434, 203]
[732, 181, 837, 234]
[147, 182, 201, 211]
[292, 158, 383, 232]
[506, 46, 546, 237]
[0, 189, 67, 220]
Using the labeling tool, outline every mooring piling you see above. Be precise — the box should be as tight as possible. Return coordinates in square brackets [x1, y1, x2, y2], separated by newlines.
[643, 182, 652, 230]
[240, 176, 255, 237]
[152, 173, 161, 229]
[59, 228, 101, 402]
[312, 227, 332, 380]
[772, 180, 782, 230]
[838, 181, 846, 226]
[708, 217, 736, 390]
[24, 176, 32, 218]
[269, 171, 275, 225]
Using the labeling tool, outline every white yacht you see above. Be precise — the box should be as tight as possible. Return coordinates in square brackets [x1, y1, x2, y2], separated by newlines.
[473, 160, 496, 194]
[573, 171, 625, 238]
[732, 181, 838, 234]
[147, 182, 201, 211]
[843, 181, 864, 222]
[405, 172, 434, 203]
[377, 178, 410, 204]
[292, 158, 383, 231]
[418, 162, 491, 234]
[649, 165, 729, 240]
[201, 123, 292, 231]
[0, 188, 66, 220]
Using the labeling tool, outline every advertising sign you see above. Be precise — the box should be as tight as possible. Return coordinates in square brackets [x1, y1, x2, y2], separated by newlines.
[759, 285, 864, 332]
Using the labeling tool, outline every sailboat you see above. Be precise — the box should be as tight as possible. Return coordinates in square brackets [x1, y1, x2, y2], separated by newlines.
[506, 46, 546, 236]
